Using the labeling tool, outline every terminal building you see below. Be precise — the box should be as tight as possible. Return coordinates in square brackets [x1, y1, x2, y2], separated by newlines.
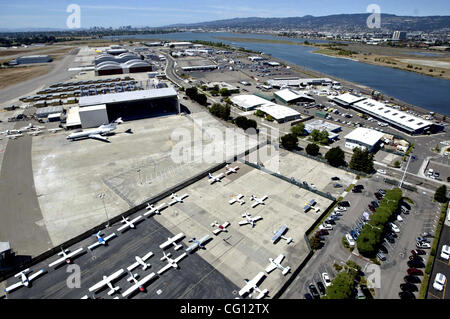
[77, 87, 179, 128]
[344, 127, 385, 152]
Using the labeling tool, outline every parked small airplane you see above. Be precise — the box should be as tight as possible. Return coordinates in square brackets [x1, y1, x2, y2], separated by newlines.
[185, 235, 210, 253]
[208, 172, 224, 184]
[28, 130, 42, 136]
[239, 213, 263, 228]
[66, 118, 123, 142]
[49, 246, 84, 268]
[272, 225, 293, 244]
[157, 251, 187, 275]
[250, 195, 268, 208]
[169, 193, 188, 206]
[1, 129, 21, 135]
[88, 269, 124, 295]
[144, 202, 167, 217]
[88, 231, 116, 250]
[117, 215, 142, 232]
[48, 128, 63, 133]
[3, 268, 46, 293]
[265, 254, 291, 275]
[211, 221, 230, 235]
[239, 272, 269, 299]
[122, 271, 156, 298]
[127, 251, 154, 272]
[8, 134, 22, 139]
[225, 164, 239, 174]
[229, 194, 245, 205]
[159, 233, 185, 250]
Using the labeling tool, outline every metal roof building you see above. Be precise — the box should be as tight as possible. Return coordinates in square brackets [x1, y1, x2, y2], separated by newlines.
[344, 127, 385, 152]
[257, 104, 301, 123]
[274, 89, 314, 104]
[230, 95, 268, 111]
[332, 93, 366, 107]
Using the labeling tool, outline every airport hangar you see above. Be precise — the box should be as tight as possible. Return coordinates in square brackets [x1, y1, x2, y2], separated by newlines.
[77, 87, 180, 128]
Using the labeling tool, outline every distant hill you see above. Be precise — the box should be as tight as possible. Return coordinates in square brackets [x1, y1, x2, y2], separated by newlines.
[167, 14, 450, 32]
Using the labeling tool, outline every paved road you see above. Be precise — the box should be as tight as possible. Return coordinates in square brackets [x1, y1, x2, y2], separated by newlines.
[0, 122, 53, 257]
[0, 48, 80, 104]
[2, 205, 240, 299]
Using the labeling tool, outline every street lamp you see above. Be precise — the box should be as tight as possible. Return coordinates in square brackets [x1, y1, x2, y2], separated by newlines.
[98, 193, 110, 227]
[137, 168, 142, 185]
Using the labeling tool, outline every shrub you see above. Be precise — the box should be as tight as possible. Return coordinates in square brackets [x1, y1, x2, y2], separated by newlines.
[280, 133, 298, 151]
[306, 143, 320, 156]
[434, 185, 448, 203]
[325, 147, 346, 167]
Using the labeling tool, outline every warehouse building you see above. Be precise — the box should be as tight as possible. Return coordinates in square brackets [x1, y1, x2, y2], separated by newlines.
[344, 127, 385, 152]
[94, 53, 141, 65]
[35, 106, 64, 118]
[274, 89, 315, 104]
[257, 104, 301, 123]
[351, 98, 444, 135]
[332, 92, 366, 107]
[77, 87, 179, 128]
[95, 60, 152, 76]
[305, 120, 341, 140]
[230, 95, 270, 111]
[181, 65, 217, 72]
[9, 55, 52, 65]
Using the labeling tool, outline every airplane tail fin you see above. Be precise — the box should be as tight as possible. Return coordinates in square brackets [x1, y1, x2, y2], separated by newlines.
[114, 118, 123, 124]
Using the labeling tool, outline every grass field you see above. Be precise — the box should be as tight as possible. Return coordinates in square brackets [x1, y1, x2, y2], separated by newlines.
[0, 65, 51, 90]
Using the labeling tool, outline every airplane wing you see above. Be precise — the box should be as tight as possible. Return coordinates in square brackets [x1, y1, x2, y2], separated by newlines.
[49, 256, 67, 268]
[88, 134, 110, 142]
[253, 216, 263, 222]
[156, 263, 173, 275]
[130, 215, 142, 224]
[141, 251, 154, 261]
[121, 273, 156, 298]
[159, 233, 184, 249]
[88, 241, 101, 250]
[173, 252, 187, 263]
[28, 269, 45, 281]
[104, 233, 117, 242]
[185, 242, 199, 253]
[265, 263, 277, 274]
[67, 247, 83, 259]
[89, 269, 124, 292]
[198, 235, 210, 245]
[169, 199, 177, 206]
[251, 202, 259, 208]
[117, 223, 129, 232]
[238, 220, 250, 226]
[238, 272, 265, 296]
[274, 254, 284, 264]
[4, 281, 24, 293]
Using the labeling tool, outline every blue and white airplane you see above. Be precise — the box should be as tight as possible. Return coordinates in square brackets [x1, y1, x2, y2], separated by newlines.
[88, 231, 117, 250]
[271, 225, 293, 245]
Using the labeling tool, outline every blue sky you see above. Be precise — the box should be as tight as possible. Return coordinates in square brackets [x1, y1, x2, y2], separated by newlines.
[1, 0, 449, 29]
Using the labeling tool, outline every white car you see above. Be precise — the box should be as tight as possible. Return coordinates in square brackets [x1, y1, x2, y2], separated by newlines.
[335, 206, 347, 212]
[389, 222, 400, 233]
[377, 169, 386, 175]
[322, 272, 332, 287]
[433, 273, 447, 291]
[396, 215, 404, 222]
[346, 233, 355, 247]
[441, 245, 450, 260]
[416, 241, 431, 249]
[319, 223, 333, 231]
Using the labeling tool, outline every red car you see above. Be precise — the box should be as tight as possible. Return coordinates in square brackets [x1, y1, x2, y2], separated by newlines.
[411, 249, 426, 256]
[407, 268, 424, 276]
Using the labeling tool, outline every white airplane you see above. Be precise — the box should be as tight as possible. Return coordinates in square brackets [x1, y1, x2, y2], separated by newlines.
[122, 271, 156, 298]
[88, 231, 116, 250]
[1, 129, 21, 135]
[8, 134, 22, 139]
[272, 225, 293, 244]
[20, 123, 44, 131]
[238, 272, 269, 299]
[117, 215, 142, 232]
[157, 251, 187, 275]
[159, 232, 185, 250]
[225, 164, 239, 174]
[169, 193, 188, 206]
[66, 118, 123, 142]
[265, 254, 291, 276]
[28, 130, 42, 136]
[211, 221, 230, 235]
[208, 172, 224, 184]
[3, 268, 46, 293]
[229, 194, 245, 205]
[250, 195, 268, 208]
[239, 213, 263, 228]
[144, 202, 167, 217]
[185, 235, 210, 253]
[127, 251, 154, 272]
[88, 269, 124, 296]
[48, 128, 63, 133]
[49, 246, 84, 268]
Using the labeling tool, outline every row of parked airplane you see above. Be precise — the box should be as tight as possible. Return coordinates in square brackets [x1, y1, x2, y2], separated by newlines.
[207, 164, 240, 184]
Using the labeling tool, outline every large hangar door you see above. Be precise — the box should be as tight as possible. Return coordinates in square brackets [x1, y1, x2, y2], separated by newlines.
[106, 97, 178, 121]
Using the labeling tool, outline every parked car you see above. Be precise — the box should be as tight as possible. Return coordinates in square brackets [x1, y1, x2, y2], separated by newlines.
[385, 234, 395, 244]
[441, 245, 450, 260]
[409, 255, 423, 262]
[407, 260, 425, 268]
[319, 223, 333, 231]
[416, 237, 430, 243]
[352, 187, 362, 193]
[331, 176, 340, 181]
[411, 249, 426, 256]
[374, 193, 383, 200]
[416, 242, 431, 249]
[368, 205, 376, 213]
[317, 229, 329, 236]
[309, 283, 320, 299]
[404, 275, 421, 284]
[398, 291, 415, 300]
[350, 230, 358, 240]
[340, 201, 351, 207]
[304, 293, 313, 299]
[317, 281, 326, 295]
[377, 251, 386, 261]
[377, 169, 386, 175]
[333, 183, 343, 188]
[433, 273, 447, 291]
[407, 268, 424, 276]
[389, 222, 400, 233]
[322, 273, 332, 287]
[400, 283, 418, 292]
[346, 233, 356, 247]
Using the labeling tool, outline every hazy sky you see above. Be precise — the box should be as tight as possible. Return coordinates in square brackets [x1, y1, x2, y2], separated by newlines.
[1, 0, 449, 29]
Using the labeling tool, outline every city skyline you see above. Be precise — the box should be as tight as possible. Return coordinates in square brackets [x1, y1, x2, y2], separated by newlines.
[0, 0, 450, 29]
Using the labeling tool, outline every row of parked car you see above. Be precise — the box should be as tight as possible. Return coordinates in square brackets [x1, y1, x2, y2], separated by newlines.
[304, 273, 332, 299]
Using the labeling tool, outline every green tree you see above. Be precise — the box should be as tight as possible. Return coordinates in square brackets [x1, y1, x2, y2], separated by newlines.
[280, 133, 298, 151]
[434, 185, 448, 203]
[234, 116, 257, 131]
[309, 235, 323, 250]
[209, 103, 230, 121]
[255, 110, 265, 117]
[323, 272, 355, 299]
[219, 88, 231, 97]
[349, 147, 374, 174]
[325, 147, 346, 167]
[290, 123, 306, 137]
[305, 143, 320, 156]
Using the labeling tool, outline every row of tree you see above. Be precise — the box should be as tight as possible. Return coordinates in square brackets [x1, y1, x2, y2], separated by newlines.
[356, 188, 403, 257]
[185, 87, 207, 106]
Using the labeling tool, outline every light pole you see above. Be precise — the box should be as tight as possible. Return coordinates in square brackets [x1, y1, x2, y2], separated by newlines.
[98, 193, 110, 227]
[399, 154, 414, 189]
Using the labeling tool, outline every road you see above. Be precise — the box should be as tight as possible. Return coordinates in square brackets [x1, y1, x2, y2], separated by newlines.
[0, 48, 80, 104]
